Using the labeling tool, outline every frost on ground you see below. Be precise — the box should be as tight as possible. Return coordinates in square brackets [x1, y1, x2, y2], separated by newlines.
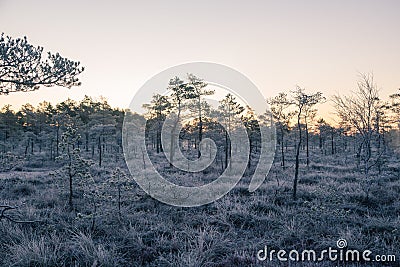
[0, 146, 399, 266]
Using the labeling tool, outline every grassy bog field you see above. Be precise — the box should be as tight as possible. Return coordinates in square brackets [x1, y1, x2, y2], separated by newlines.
[0, 146, 399, 266]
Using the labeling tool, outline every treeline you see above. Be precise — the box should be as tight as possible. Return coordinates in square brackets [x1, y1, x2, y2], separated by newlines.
[0, 96, 124, 170]
[139, 73, 400, 200]
[141, 74, 262, 172]
[270, 74, 400, 199]
[1, 73, 400, 201]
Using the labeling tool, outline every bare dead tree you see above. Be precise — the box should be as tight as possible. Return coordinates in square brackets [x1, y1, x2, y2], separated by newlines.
[333, 73, 384, 199]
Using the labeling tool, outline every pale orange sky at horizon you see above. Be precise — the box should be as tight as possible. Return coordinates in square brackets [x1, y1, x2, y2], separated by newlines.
[1, 0, 399, 125]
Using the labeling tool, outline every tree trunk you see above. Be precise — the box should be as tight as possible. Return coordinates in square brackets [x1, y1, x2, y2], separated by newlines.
[68, 145, 73, 212]
[170, 103, 181, 167]
[293, 114, 302, 200]
[118, 184, 121, 220]
[280, 126, 285, 168]
[319, 132, 323, 150]
[225, 131, 228, 169]
[56, 126, 59, 157]
[50, 140, 53, 160]
[98, 136, 102, 167]
[156, 119, 161, 154]
[85, 131, 89, 152]
[248, 138, 252, 169]
[198, 97, 202, 158]
[141, 148, 146, 169]
[305, 121, 309, 167]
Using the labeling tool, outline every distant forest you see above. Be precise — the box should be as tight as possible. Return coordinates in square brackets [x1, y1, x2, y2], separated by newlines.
[1, 73, 400, 201]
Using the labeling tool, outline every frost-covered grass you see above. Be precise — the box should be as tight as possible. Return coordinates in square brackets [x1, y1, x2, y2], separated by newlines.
[0, 148, 399, 266]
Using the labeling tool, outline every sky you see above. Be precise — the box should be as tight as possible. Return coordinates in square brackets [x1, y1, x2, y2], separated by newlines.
[1, 0, 399, 123]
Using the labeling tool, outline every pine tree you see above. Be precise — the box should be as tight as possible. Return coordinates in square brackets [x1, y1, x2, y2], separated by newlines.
[56, 125, 93, 211]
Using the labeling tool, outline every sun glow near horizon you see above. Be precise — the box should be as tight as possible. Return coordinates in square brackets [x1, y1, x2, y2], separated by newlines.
[0, 0, 399, 125]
